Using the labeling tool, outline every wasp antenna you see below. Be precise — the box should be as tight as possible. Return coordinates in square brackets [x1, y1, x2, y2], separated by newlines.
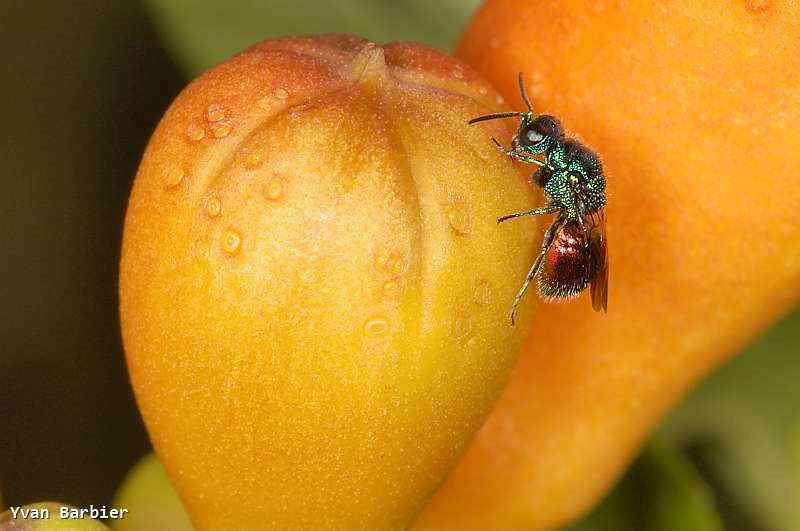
[468, 111, 523, 125]
[491, 136, 512, 154]
[517, 72, 533, 114]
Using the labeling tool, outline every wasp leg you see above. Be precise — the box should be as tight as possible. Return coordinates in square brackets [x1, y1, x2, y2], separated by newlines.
[498, 203, 560, 224]
[510, 152, 545, 166]
[509, 216, 563, 326]
[491, 137, 545, 166]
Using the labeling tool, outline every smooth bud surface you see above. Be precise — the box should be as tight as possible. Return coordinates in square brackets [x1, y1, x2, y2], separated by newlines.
[120, 35, 537, 530]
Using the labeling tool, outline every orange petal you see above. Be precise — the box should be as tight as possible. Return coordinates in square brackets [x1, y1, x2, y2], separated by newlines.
[414, 1, 800, 530]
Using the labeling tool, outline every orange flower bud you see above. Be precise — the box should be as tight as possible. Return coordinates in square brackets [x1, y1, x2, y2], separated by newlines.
[120, 35, 538, 530]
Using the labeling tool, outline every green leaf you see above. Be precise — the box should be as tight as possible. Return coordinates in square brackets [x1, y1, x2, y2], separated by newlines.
[565, 443, 722, 531]
[143, 0, 481, 76]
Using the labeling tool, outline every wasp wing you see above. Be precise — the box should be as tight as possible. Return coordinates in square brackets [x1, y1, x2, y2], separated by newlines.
[570, 178, 609, 313]
[586, 209, 608, 312]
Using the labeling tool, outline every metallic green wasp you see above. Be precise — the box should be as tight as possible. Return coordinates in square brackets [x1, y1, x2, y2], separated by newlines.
[470, 74, 608, 325]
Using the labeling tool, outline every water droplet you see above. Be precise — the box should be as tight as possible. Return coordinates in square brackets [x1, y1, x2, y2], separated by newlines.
[453, 316, 474, 341]
[452, 66, 464, 80]
[390, 256, 406, 275]
[447, 207, 472, 235]
[273, 87, 289, 100]
[496, 95, 505, 105]
[263, 177, 284, 200]
[212, 123, 231, 138]
[186, 123, 205, 141]
[221, 228, 241, 254]
[473, 280, 492, 306]
[164, 167, 184, 188]
[205, 196, 221, 218]
[383, 280, 400, 298]
[375, 251, 389, 269]
[206, 104, 226, 122]
[477, 86, 488, 96]
[247, 151, 263, 167]
[364, 316, 389, 337]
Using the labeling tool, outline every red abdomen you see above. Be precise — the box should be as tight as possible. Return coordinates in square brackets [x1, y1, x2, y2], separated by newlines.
[538, 221, 590, 300]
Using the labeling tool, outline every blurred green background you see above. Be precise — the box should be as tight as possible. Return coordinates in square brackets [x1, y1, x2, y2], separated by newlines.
[1, 1, 798, 530]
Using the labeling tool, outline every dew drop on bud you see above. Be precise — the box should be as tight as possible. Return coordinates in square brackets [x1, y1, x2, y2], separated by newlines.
[447, 207, 472, 235]
[212, 123, 232, 138]
[391, 256, 407, 275]
[473, 280, 492, 307]
[273, 88, 289, 100]
[375, 251, 390, 269]
[164, 167, 185, 189]
[383, 280, 400, 298]
[221, 228, 242, 254]
[453, 316, 474, 342]
[204, 196, 221, 218]
[206, 104, 226, 123]
[452, 66, 464, 80]
[186, 123, 205, 141]
[263, 177, 284, 200]
[247, 151, 263, 168]
[364, 316, 390, 338]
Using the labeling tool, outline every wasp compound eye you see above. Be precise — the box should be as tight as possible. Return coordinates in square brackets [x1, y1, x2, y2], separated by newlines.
[520, 125, 545, 146]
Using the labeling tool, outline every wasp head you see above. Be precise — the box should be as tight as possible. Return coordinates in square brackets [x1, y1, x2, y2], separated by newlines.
[467, 73, 563, 158]
[512, 114, 564, 155]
